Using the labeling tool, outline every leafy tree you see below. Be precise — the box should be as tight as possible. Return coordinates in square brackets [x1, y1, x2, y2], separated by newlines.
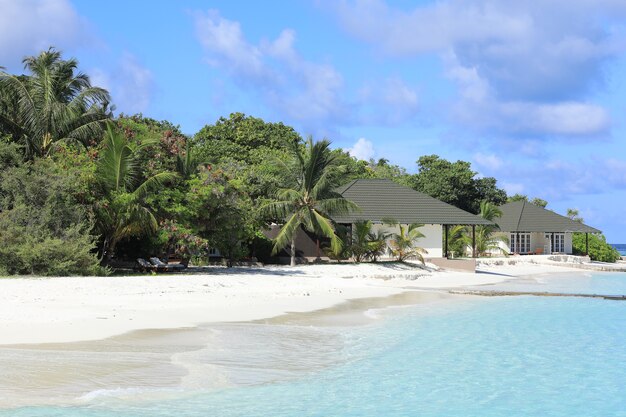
[0, 144, 101, 275]
[263, 138, 357, 266]
[0, 47, 110, 159]
[409, 155, 506, 214]
[507, 194, 548, 208]
[193, 112, 301, 165]
[567, 208, 583, 223]
[385, 220, 427, 263]
[94, 123, 177, 262]
[116, 114, 188, 179]
[507, 193, 528, 203]
[572, 233, 620, 262]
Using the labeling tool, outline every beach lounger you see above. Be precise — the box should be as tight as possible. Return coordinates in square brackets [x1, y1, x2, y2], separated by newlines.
[149, 257, 187, 272]
[136, 258, 157, 272]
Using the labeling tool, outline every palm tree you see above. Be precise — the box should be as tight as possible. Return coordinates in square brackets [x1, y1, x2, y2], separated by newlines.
[385, 220, 428, 263]
[95, 122, 177, 262]
[468, 201, 508, 256]
[349, 220, 390, 262]
[0, 47, 110, 159]
[176, 140, 203, 179]
[263, 137, 357, 266]
[350, 220, 374, 262]
[446, 224, 469, 258]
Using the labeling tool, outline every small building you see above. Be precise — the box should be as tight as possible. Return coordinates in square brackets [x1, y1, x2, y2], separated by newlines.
[494, 200, 601, 255]
[332, 179, 492, 259]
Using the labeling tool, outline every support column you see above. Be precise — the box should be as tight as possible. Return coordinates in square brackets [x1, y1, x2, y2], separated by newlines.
[444, 224, 449, 259]
[472, 224, 476, 258]
[585, 233, 589, 256]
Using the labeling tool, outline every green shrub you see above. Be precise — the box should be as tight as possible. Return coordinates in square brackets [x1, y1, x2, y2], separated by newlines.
[0, 147, 102, 276]
[572, 233, 620, 263]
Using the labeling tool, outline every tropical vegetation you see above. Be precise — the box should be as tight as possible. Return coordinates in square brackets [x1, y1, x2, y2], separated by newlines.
[262, 138, 356, 266]
[0, 48, 620, 275]
[385, 220, 427, 263]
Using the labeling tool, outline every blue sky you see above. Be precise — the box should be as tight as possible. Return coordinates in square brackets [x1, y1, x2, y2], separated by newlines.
[2, 0, 626, 242]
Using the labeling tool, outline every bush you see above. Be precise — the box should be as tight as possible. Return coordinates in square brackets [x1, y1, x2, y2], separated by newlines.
[0, 148, 102, 276]
[572, 233, 620, 263]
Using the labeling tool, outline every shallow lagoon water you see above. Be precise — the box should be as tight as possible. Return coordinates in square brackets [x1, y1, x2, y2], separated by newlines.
[2, 273, 625, 417]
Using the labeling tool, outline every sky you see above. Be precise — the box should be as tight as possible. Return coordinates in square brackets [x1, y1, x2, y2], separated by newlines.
[2, 0, 626, 242]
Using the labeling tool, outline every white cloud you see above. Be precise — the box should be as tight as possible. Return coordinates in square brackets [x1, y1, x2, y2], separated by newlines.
[0, 0, 90, 69]
[114, 54, 154, 114]
[90, 54, 154, 114]
[193, 10, 346, 128]
[358, 77, 420, 124]
[329, 0, 623, 140]
[348, 138, 375, 160]
[473, 153, 503, 171]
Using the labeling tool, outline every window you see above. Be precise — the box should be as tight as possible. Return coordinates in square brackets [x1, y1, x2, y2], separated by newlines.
[510, 233, 531, 253]
[544, 233, 565, 253]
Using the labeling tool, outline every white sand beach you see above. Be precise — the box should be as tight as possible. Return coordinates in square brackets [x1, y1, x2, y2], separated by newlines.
[0, 262, 582, 345]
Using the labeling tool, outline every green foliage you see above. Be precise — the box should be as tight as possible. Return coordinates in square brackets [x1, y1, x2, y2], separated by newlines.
[94, 123, 177, 261]
[194, 112, 301, 165]
[348, 220, 390, 262]
[0, 148, 101, 275]
[0, 47, 110, 159]
[385, 220, 427, 263]
[530, 198, 548, 208]
[507, 194, 549, 208]
[446, 225, 468, 258]
[567, 208, 583, 223]
[116, 114, 188, 179]
[572, 233, 620, 263]
[262, 137, 357, 266]
[409, 155, 506, 214]
[446, 201, 508, 257]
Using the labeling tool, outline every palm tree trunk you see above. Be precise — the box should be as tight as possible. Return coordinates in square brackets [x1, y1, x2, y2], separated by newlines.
[290, 237, 296, 267]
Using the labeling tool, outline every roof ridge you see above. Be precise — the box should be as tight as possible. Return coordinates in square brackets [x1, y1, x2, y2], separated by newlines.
[515, 200, 525, 231]
[340, 179, 358, 194]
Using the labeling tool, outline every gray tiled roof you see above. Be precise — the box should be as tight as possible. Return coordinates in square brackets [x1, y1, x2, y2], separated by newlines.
[333, 179, 492, 225]
[496, 200, 601, 233]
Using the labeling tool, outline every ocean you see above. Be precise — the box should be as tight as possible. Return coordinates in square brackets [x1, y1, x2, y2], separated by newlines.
[2, 273, 625, 417]
[611, 243, 626, 256]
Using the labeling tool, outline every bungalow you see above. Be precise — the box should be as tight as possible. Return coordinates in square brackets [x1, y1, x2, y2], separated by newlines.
[494, 200, 601, 255]
[331, 179, 492, 258]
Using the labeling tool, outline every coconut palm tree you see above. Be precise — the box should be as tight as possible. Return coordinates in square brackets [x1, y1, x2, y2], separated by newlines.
[0, 47, 110, 159]
[467, 200, 508, 256]
[263, 137, 357, 266]
[385, 220, 428, 263]
[95, 123, 177, 262]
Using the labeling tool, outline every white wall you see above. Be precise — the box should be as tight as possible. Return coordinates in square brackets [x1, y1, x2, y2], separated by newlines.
[494, 232, 574, 255]
[370, 223, 443, 259]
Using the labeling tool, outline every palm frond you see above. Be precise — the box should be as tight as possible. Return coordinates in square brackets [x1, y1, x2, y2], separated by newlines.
[271, 213, 302, 255]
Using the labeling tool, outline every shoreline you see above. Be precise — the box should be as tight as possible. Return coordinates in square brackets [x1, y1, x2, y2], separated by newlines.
[0, 264, 616, 410]
[0, 262, 586, 346]
[0, 288, 479, 409]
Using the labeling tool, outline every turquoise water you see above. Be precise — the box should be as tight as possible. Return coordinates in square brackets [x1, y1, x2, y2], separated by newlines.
[3, 274, 626, 417]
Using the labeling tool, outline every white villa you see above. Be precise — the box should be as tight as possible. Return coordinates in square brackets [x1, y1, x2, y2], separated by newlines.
[493, 200, 601, 255]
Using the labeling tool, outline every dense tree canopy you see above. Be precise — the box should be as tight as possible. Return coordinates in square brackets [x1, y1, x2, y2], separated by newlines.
[408, 155, 507, 214]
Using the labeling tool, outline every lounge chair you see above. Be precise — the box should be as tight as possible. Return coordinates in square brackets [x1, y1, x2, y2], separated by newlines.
[136, 258, 157, 272]
[149, 257, 187, 272]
